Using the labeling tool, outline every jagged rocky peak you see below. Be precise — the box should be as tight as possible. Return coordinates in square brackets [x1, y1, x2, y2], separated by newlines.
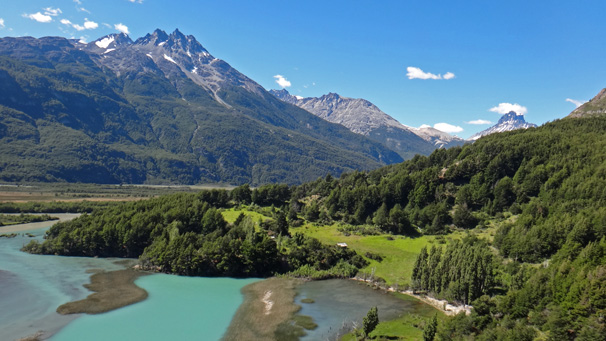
[134, 29, 210, 55]
[269, 89, 299, 104]
[134, 28, 170, 46]
[498, 111, 525, 124]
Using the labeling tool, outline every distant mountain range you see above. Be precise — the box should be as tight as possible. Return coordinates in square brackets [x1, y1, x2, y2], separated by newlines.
[269, 89, 465, 159]
[0, 29, 402, 185]
[468, 112, 537, 140]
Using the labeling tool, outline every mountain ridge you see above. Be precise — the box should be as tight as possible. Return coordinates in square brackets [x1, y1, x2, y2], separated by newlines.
[0, 29, 402, 185]
[269, 89, 465, 159]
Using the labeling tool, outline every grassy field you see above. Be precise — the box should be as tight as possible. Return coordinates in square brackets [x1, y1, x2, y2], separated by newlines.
[221, 207, 273, 224]
[294, 223, 497, 287]
[340, 292, 447, 341]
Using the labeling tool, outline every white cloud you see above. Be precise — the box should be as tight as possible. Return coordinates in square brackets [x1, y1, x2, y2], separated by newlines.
[467, 119, 492, 125]
[489, 103, 527, 115]
[74, 0, 82, 4]
[434, 123, 463, 133]
[128, 0, 144, 3]
[419, 124, 432, 129]
[84, 19, 98, 29]
[114, 23, 130, 34]
[443, 72, 455, 80]
[78, 7, 91, 14]
[406, 66, 455, 80]
[24, 12, 53, 23]
[44, 7, 62, 16]
[273, 75, 291, 88]
[566, 98, 586, 108]
[61, 19, 72, 25]
[0, 18, 4, 28]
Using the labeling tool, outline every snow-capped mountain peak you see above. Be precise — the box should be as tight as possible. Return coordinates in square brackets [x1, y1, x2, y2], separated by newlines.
[83, 29, 264, 105]
[468, 111, 537, 141]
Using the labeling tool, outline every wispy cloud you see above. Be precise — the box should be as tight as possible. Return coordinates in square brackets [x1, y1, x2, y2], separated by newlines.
[434, 123, 463, 133]
[44, 7, 62, 16]
[114, 23, 129, 34]
[0, 18, 4, 28]
[74, 0, 82, 4]
[566, 98, 586, 108]
[467, 119, 492, 125]
[273, 75, 291, 88]
[406, 66, 455, 80]
[23, 7, 63, 23]
[489, 103, 527, 115]
[128, 0, 144, 3]
[24, 12, 52, 23]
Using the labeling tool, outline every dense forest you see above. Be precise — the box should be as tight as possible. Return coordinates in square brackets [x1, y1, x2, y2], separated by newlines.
[24, 190, 366, 278]
[25, 114, 606, 339]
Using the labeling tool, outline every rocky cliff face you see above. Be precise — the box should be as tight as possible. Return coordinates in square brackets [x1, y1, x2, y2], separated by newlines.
[468, 112, 537, 141]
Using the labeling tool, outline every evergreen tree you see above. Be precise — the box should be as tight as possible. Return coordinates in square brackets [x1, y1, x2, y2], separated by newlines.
[363, 306, 379, 338]
[423, 314, 438, 341]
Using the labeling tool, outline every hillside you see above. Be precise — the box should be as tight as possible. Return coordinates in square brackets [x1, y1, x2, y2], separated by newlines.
[569, 88, 606, 118]
[0, 30, 402, 185]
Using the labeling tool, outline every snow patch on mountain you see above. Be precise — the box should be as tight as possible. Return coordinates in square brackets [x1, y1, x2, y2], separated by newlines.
[163, 54, 177, 64]
[95, 36, 114, 49]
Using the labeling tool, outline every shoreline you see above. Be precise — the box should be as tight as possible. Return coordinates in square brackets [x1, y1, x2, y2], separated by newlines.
[222, 277, 302, 341]
[0, 214, 81, 233]
[351, 277, 472, 316]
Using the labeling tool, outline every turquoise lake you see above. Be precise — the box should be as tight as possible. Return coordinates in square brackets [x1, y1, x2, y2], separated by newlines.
[1, 219, 433, 340]
[0, 222, 257, 341]
[52, 275, 259, 341]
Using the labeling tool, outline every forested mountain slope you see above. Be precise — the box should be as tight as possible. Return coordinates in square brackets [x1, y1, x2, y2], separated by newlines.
[292, 113, 606, 339]
[0, 30, 401, 185]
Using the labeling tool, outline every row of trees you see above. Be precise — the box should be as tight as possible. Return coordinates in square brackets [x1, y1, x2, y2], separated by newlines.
[411, 236, 494, 305]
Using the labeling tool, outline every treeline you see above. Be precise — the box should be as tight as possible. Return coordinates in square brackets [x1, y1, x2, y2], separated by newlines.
[0, 201, 115, 213]
[0, 213, 56, 226]
[24, 190, 366, 278]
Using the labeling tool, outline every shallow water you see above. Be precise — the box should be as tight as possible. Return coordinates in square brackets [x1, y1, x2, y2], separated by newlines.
[296, 279, 424, 340]
[52, 275, 259, 341]
[0, 226, 124, 340]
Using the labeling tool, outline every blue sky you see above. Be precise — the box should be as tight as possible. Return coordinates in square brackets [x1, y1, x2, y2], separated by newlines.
[2, 0, 606, 138]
